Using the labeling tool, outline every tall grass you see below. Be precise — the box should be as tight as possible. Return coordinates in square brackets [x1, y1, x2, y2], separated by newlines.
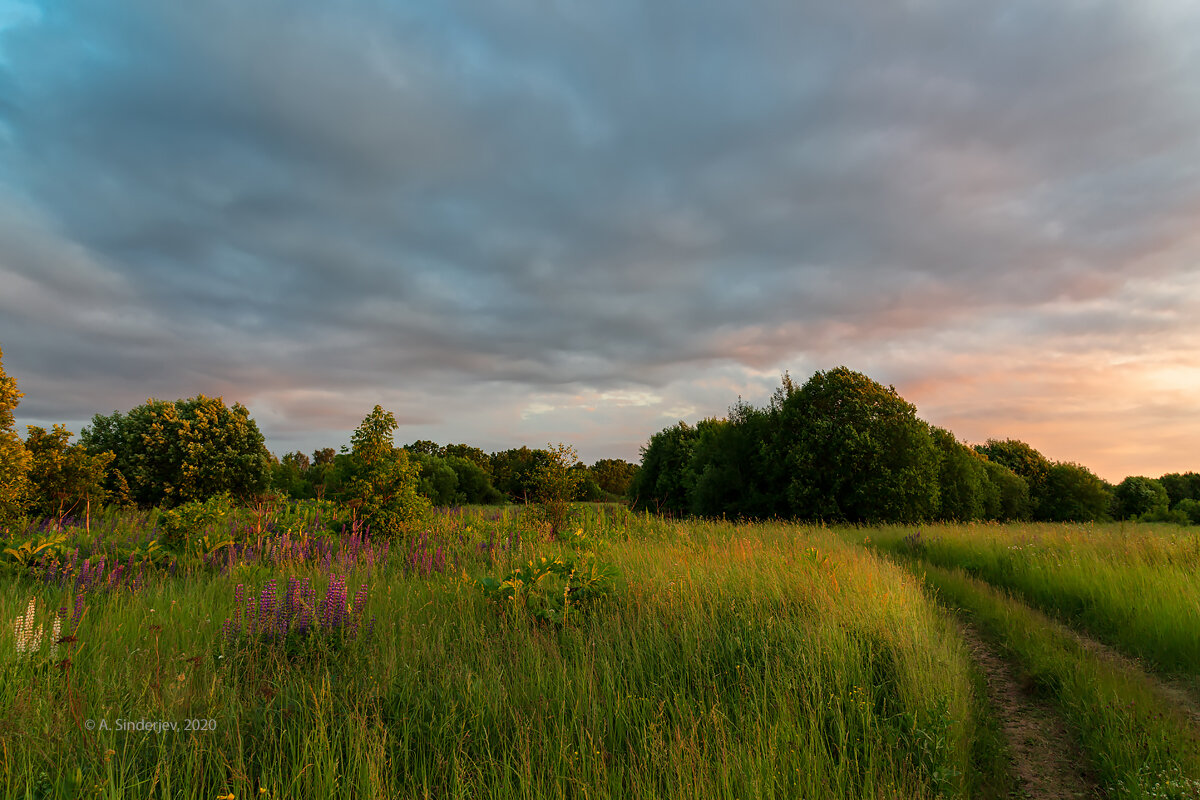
[1, 512, 987, 799]
[859, 522, 1200, 676]
[910, 563, 1200, 799]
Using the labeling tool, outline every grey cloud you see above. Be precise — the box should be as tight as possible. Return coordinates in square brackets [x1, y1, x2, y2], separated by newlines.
[2, 0, 1200, 462]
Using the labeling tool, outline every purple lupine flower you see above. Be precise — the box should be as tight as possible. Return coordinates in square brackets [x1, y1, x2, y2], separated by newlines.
[257, 580, 277, 637]
[70, 595, 85, 634]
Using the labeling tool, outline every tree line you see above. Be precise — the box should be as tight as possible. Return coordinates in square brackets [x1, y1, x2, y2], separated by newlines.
[628, 367, 1199, 524]
[3, 345, 1196, 529]
[0, 346, 638, 532]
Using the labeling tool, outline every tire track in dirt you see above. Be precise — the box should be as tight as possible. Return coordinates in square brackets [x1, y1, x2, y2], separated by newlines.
[954, 619, 1103, 800]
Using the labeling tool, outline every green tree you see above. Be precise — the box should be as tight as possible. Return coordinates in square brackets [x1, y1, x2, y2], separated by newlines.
[345, 405, 428, 536]
[405, 439, 443, 457]
[628, 422, 699, 514]
[1174, 498, 1200, 525]
[445, 456, 503, 504]
[442, 443, 491, 474]
[81, 395, 271, 506]
[0, 344, 31, 520]
[533, 442, 584, 537]
[1158, 472, 1200, 509]
[979, 459, 1031, 520]
[1040, 462, 1112, 522]
[410, 452, 460, 506]
[490, 446, 548, 502]
[270, 451, 313, 498]
[974, 439, 1052, 518]
[589, 458, 639, 497]
[776, 368, 940, 523]
[684, 400, 778, 519]
[306, 447, 338, 500]
[1112, 476, 1169, 520]
[930, 427, 987, 521]
[24, 425, 113, 525]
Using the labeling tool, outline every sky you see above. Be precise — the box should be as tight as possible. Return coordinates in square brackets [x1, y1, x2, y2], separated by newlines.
[2, 1, 1199, 483]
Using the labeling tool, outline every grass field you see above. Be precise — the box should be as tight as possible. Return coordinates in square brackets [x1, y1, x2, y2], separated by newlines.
[2, 508, 1199, 798]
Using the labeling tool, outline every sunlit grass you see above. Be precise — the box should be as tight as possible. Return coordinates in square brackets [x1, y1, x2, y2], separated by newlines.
[909, 563, 1200, 799]
[856, 521, 1200, 677]
[1, 510, 987, 799]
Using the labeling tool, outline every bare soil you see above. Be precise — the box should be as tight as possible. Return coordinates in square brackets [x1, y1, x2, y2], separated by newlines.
[955, 620, 1103, 800]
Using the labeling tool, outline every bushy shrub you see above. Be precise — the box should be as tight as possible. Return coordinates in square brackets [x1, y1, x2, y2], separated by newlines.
[1171, 498, 1200, 525]
[471, 553, 618, 625]
[1113, 476, 1169, 520]
[157, 493, 238, 553]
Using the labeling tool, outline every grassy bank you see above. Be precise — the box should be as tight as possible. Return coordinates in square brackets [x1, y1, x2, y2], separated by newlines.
[2, 513, 989, 799]
[858, 521, 1200, 677]
[903, 561, 1200, 799]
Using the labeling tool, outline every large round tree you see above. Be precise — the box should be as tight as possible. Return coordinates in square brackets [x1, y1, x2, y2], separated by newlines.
[776, 367, 940, 523]
[82, 395, 271, 506]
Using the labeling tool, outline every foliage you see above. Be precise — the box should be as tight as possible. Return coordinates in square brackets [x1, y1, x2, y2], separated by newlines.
[628, 422, 699, 514]
[270, 451, 314, 499]
[532, 442, 585, 537]
[408, 452, 503, 506]
[81, 395, 271, 507]
[979, 459, 1031, 521]
[405, 440, 493, 475]
[344, 405, 428, 537]
[930, 427, 988, 522]
[489, 446, 548, 502]
[1112, 476, 1169, 520]
[445, 456, 503, 504]
[24, 425, 113, 524]
[775, 367, 940, 523]
[157, 493, 237, 553]
[687, 401, 778, 519]
[974, 439, 1052, 517]
[3, 530, 69, 569]
[471, 553, 618, 625]
[410, 452, 459, 506]
[589, 458, 639, 497]
[0, 344, 31, 521]
[1156, 472, 1200, 509]
[1040, 462, 1112, 522]
[1173, 498, 1200, 525]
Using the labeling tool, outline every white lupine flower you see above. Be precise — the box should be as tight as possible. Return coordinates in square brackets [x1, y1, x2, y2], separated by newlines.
[11, 597, 57, 659]
[50, 617, 61, 659]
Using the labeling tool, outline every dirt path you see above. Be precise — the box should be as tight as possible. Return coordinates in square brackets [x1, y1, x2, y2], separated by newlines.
[955, 620, 1103, 800]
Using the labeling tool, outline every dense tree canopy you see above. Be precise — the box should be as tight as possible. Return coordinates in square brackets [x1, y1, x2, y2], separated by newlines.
[24, 425, 114, 522]
[82, 395, 271, 506]
[1040, 462, 1112, 522]
[930, 427, 988, 522]
[625, 369, 1132, 525]
[1112, 476, 1169, 520]
[0, 345, 31, 519]
[777, 368, 941, 523]
[1158, 472, 1200, 509]
[490, 446, 548, 502]
[589, 458, 639, 497]
[628, 422, 699, 514]
[974, 439, 1052, 516]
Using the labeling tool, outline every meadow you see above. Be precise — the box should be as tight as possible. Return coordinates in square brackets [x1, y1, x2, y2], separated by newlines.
[2, 507, 1200, 798]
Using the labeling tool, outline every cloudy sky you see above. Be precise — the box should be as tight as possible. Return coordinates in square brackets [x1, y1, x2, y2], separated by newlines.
[2, 1, 1199, 482]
